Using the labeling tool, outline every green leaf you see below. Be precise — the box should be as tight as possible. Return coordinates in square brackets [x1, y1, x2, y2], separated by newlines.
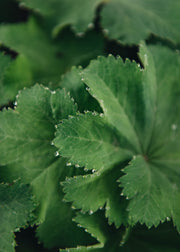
[62, 163, 128, 227]
[61, 211, 124, 252]
[56, 43, 180, 231]
[81, 55, 146, 153]
[120, 155, 172, 227]
[0, 17, 66, 85]
[0, 18, 105, 91]
[0, 85, 94, 248]
[18, 0, 105, 35]
[55, 112, 131, 171]
[0, 54, 32, 106]
[61, 221, 180, 251]
[60, 66, 102, 113]
[101, 0, 180, 44]
[119, 223, 180, 252]
[0, 182, 34, 252]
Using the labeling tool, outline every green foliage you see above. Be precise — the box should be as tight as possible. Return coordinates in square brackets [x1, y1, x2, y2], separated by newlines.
[101, 0, 180, 44]
[0, 1, 180, 251]
[0, 182, 35, 252]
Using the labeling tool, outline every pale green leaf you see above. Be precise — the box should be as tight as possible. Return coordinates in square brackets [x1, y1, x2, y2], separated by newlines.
[101, 0, 180, 44]
[0, 182, 34, 252]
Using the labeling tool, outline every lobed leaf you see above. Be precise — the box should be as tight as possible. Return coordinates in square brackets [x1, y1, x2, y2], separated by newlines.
[0, 85, 94, 248]
[56, 43, 180, 231]
[101, 0, 180, 44]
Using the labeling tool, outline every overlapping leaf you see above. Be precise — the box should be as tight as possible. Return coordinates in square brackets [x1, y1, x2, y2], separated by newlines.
[18, 0, 106, 35]
[0, 85, 95, 248]
[62, 214, 180, 251]
[101, 0, 180, 44]
[60, 67, 102, 113]
[0, 182, 35, 252]
[61, 211, 125, 252]
[54, 43, 180, 231]
[0, 17, 105, 97]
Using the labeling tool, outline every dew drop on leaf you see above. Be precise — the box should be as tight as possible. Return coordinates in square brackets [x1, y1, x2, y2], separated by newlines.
[55, 151, 59, 157]
[171, 124, 177, 130]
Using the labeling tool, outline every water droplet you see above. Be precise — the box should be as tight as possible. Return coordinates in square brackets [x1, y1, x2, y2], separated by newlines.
[55, 125, 58, 129]
[51, 90, 56, 94]
[171, 124, 177, 130]
[88, 23, 94, 29]
[68, 115, 73, 119]
[166, 217, 170, 221]
[126, 196, 129, 200]
[86, 87, 90, 91]
[84, 168, 88, 172]
[92, 169, 96, 173]
[75, 164, 80, 168]
[103, 29, 109, 35]
[51, 141, 54, 146]
[120, 192, 124, 196]
[89, 210, 93, 215]
[81, 77, 85, 81]
[77, 32, 84, 37]
[100, 113, 104, 117]
[144, 54, 148, 66]
[55, 151, 59, 157]
[14, 101, 17, 106]
[66, 162, 72, 166]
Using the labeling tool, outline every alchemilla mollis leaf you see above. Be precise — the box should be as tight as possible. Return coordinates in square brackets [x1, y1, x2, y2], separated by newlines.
[55, 43, 180, 231]
[18, 0, 106, 35]
[0, 182, 34, 252]
[0, 84, 95, 248]
[101, 0, 180, 44]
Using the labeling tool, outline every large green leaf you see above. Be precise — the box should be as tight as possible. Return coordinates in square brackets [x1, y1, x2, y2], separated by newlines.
[0, 85, 95, 248]
[101, 0, 180, 44]
[0, 182, 34, 252]
[18, 0, 105, 35]
[55, 43, 180, 231]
